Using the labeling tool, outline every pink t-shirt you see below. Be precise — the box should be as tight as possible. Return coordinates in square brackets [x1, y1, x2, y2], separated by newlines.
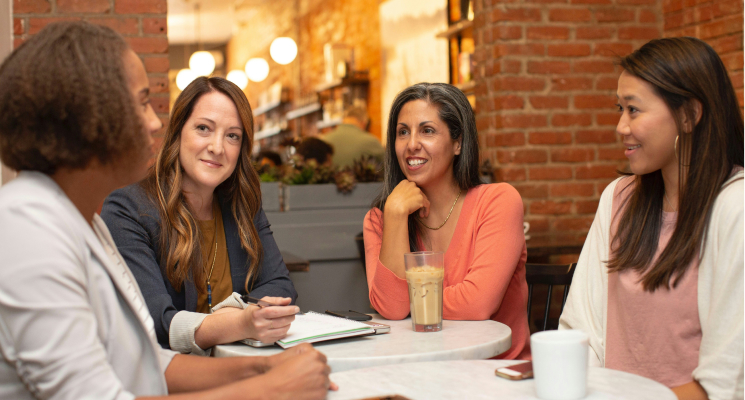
[605, 177, 702, 387]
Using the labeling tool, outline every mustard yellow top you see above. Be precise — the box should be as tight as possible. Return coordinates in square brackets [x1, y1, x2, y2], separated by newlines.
[196, 201, 232, 313]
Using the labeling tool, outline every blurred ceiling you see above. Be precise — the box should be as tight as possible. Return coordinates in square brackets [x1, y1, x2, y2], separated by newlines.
[167, 0, 237, 44]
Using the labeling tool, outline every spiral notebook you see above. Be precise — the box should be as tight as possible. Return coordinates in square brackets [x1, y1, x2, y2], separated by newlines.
[275, 311, 376, 348]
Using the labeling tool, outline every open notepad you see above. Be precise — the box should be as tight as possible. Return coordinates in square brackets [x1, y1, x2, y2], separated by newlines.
[274, 311, 375, 348]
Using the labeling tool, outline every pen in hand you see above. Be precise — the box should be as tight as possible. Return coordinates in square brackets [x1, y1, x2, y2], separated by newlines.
[241, 295, 305, 315]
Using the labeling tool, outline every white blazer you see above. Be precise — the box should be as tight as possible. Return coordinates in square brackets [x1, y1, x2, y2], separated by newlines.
[0, 172, 176, 399]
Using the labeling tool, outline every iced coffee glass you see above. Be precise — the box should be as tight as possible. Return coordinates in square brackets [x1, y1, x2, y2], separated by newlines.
[404, 251, 444, 332]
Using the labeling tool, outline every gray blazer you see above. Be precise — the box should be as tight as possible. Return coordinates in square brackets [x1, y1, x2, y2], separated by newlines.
[101, 183, 297, 351]
[0, 172, 174, 399]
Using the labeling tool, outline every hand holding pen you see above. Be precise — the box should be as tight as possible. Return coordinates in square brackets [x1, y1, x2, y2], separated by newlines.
[240, 295, 300, 343]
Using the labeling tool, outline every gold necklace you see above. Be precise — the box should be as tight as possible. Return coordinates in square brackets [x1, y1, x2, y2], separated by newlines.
[206, 242, 217, 308]
[419, 189, 462, 230]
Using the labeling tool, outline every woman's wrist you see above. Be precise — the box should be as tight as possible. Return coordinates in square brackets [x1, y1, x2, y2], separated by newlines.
[384, 201, 409, 219]
[240, 304, 258, 338]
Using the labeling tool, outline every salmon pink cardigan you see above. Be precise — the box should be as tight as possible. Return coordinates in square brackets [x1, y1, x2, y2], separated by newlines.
[363, 183, 531, 360]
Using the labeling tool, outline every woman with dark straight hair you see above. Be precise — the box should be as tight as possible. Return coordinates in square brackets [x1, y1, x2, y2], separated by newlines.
[560, 37, 743, 400]
[363, 82, 531, 359]
[102, 77, 297, 355]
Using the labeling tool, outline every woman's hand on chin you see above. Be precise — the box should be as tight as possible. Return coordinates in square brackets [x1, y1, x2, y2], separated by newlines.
[385, 180, 430, 218]
[242, 297, 298, 343]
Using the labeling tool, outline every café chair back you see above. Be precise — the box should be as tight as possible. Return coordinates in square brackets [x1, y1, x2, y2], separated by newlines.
[525, 263, 576, 332]
[355, 232, 366, 272]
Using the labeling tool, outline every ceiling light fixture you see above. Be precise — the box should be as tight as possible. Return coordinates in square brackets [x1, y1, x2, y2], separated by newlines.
[245, 58, 269, 82]
[226, 70, 249, 90]
[270, 37, 298, 65]
[176, 68, 197, 90]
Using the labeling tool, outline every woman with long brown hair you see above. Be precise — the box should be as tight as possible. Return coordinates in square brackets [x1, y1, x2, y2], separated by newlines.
[560, 37, 743, 400]
[102, 77, 297, 355]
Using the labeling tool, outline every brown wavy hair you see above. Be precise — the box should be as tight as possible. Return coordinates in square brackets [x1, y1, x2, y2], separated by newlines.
[142, 77, 263, 294]
[607, 37, 744, 291]
[0, 21, 144, 174]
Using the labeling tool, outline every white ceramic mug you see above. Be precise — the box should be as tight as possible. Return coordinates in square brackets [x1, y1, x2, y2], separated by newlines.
[531, 330, 589, 400]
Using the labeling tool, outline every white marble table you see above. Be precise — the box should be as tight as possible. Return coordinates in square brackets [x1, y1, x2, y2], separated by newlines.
[327, 360, 677, 400]
[213, 315, 512, 373]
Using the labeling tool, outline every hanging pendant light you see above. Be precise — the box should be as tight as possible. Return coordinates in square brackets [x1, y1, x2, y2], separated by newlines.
[226, 70, 248, 90]
[245, 58, 269, 82]
[176, 68, 197, 90]
[270, 37, 298, 65]
[189, 51, 216, 77]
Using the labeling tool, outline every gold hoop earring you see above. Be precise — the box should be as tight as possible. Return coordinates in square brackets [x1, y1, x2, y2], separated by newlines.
[674, 135, 679, 160]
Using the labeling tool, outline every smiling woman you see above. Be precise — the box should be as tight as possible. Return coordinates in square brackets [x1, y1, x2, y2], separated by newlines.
[363, 82, 531, 360]
[101, 77, 298, 356]
[560, 37, 744, 400]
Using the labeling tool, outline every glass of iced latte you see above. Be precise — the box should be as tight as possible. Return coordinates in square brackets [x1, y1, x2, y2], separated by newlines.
[404, 251, 444, 332]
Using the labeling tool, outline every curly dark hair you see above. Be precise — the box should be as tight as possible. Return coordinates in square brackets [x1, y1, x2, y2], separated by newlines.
[0, 21, 143, 174]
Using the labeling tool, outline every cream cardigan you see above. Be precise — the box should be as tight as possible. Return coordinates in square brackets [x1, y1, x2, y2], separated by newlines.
[559, 170, 744, 400]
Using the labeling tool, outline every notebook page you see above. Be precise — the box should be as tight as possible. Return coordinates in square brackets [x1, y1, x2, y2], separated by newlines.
[278, 311, 373, 345]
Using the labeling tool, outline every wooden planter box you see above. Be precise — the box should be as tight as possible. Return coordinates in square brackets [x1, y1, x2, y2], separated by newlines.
[259, 182, 281, 212]
[283, 182, 382, 211]
[265, 182, 382, 312]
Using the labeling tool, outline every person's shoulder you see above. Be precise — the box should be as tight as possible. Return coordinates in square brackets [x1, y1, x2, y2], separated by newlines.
[362, 207, 383, 226]
[467, 183, 524, 218]
[106, 181, 152, 210]
[0, 171, 56, 205]
[364, 207, 383, 223]
[714, 170, 743, 212]
[0, 172, 85, 250]
[0, 172, 74, 221]
[473, 182, 522, 203]
[101, 181, 159, 226]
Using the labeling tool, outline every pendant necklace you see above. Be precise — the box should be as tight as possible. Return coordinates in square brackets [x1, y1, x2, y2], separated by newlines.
[206, 242, 217, 309]
[419, 189, 462, 230]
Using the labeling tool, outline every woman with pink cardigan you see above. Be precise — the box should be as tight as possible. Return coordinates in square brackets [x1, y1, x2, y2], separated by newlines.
[363, 83, 531, 360]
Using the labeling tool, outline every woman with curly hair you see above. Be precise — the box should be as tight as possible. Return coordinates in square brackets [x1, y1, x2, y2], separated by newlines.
[0, 21, 332, 399]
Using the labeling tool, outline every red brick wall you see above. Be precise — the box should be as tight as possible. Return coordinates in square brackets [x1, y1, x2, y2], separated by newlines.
[13, 0, 170, 147]
[663, 0, 744, 106]
[472, 0, 662, 248]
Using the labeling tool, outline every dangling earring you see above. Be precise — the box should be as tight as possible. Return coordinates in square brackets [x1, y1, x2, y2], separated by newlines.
[674, 135, 679, 160]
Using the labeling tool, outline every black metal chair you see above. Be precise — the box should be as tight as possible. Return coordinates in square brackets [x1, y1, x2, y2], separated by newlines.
[355, 232, 366, 273]
[525, 263, 577, 332]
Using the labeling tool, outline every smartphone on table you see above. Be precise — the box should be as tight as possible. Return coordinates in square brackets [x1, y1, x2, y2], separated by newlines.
[325, 310, 373, 321]
[495, 361, 533, 380]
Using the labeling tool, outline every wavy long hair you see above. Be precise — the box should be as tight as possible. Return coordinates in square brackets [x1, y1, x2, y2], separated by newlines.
[143, 77, 263, 294]
[373, 83, 482, 251]
[607, 37, 744, 291]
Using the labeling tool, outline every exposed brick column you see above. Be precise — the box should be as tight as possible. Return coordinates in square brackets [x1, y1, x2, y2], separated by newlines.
[12, 0, 169, 149]
[663, 0, 744, 106]
[473, 0, 662, 249]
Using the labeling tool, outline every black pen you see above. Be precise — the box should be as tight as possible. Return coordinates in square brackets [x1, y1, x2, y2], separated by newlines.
[241, 295, 305, 315]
